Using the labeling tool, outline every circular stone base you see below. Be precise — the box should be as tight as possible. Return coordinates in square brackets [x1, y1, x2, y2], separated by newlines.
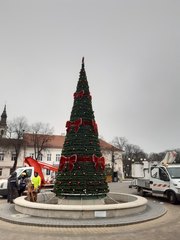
[0, 201, 167, 227]
[14, 192, 148, 219]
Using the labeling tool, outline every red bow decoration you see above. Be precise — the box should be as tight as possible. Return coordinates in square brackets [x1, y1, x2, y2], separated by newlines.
[66, 118, 82, 132]
[92, 120, 98, 134]
[73, 90, 92, 99]
[59, 155, 77, 171]
[93, 155, 105, 171]
[74, 90, 84, 99]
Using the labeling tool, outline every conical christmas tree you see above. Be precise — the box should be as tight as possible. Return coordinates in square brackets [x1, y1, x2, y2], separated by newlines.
[54, 58, 109, 199]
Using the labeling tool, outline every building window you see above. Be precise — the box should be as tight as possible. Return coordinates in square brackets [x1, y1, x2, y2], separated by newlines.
[56, 154, 61, 162]
[37, 154, 43, 161]
[11, 153, 16, 161]
[47, 154, 51, 161]
[0, 168, 2, 176]
[0, 153, 4, 161]
[46, 169, 50, 175]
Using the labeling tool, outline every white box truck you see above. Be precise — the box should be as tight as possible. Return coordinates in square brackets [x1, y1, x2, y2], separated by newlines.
[129, 151, 180, 204]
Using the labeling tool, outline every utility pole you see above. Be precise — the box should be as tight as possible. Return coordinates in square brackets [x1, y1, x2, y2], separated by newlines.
[112, 149, 115, 182]
[111, 146, 119, 182]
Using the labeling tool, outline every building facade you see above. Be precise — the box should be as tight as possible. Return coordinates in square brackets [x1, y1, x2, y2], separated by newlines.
[0, 105, 123, 180]
[0, 133, 123, 181]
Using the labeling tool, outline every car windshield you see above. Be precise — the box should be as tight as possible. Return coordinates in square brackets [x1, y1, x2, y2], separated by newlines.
[167, 167, 180, 179]
[15, 168, 24, 177]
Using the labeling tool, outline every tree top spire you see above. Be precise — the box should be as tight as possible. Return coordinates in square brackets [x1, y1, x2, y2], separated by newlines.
[82, 57, 85, 68]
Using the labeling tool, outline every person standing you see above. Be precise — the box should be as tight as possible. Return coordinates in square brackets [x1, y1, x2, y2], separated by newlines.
[31, 172, 41, 202]
[27, 179, 35, 202]
[18, 172, 28, 196]
[7, 172, 19, 203]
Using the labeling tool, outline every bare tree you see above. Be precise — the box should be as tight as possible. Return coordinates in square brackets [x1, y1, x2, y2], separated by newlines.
[7, 116, 29, 173]
[113, 137, 147, 160]
[28, 122, 54, 160]
[112, 136, 128, 151]
[149, 149, 180, 163]
[112, 137, 147, 177]
[148, 152, 165, 162]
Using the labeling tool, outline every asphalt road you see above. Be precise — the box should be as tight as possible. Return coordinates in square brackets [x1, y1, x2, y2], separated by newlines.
[0, 181, 180, 240]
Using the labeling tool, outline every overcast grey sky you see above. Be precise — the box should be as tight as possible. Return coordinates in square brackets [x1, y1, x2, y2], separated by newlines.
[0, 0, 180, 154]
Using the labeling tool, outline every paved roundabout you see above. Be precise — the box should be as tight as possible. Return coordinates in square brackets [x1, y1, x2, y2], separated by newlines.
[0, 196, 166, 227]
[0, 182, 180, 240]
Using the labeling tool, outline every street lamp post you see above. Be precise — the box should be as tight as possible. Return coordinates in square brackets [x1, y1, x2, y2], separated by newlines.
[111, 149, 115, 182]
[111, 147, 119, 182]
[126, 158, 134, 177]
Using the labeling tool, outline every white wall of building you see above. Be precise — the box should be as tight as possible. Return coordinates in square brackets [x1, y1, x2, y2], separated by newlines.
[0, 145, 123, 181]
[101, 150, 124, 180]
[0, 147, 24, 179]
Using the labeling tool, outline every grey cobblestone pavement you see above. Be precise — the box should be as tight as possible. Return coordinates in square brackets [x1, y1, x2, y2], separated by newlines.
[0, 181, 167, 227]
[0, 182, 180, 240]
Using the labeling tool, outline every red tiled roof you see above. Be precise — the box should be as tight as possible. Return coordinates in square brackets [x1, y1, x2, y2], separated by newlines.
[23, 133, 122, 152]
[99, 139, 120, 151]
[23, 133, 64, 148]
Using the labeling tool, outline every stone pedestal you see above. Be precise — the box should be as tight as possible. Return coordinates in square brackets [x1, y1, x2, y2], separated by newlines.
[58, 197, 105, 205]
[14, 192, 148, 219]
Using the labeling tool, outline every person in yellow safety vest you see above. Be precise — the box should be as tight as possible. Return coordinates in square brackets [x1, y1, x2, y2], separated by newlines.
[31, 172, 41, 202]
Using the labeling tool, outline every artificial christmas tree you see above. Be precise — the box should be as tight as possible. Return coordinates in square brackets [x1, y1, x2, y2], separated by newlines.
[54, 58, 109, 199]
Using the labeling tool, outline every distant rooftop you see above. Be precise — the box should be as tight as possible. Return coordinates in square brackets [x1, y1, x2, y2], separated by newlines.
[23, 133, 122, 152]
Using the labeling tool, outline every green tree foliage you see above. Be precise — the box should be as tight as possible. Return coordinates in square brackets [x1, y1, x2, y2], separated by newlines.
[54, 58, 109, 198]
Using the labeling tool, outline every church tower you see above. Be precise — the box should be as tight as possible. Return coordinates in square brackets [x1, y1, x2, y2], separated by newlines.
[0, 105, 7, 138]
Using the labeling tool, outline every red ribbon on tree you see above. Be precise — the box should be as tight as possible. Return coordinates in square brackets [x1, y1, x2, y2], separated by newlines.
[66, 118, 98, 134]
[73, 90, 92, 99]
[92, 120, 98, 134]
[93, 154, 105, 171]
[59, 154, 77, 171]
[66, 118, 82, 132]
[74, 90, 84, 98]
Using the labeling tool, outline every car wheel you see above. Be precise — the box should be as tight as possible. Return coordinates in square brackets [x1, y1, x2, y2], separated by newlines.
[167, 191, 177, 204]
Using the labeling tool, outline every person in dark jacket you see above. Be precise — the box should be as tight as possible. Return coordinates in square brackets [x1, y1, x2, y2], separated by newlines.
[7, 172, 19, 203]
[18, 172, 28, 196]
